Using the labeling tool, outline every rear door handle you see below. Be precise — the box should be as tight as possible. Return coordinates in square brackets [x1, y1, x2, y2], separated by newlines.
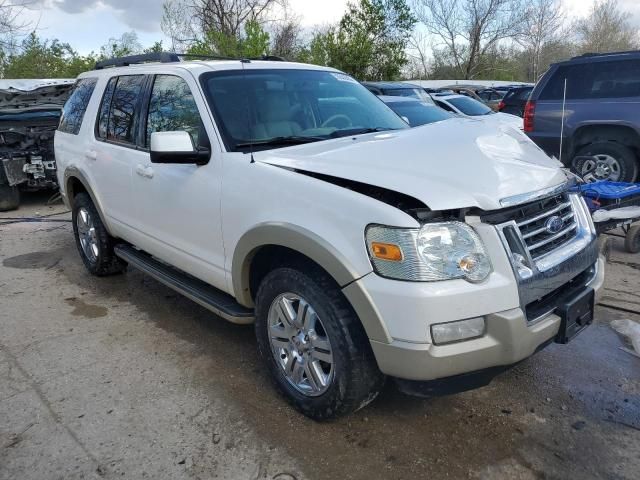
[135, 164, 154, 179]
[85, 150, 97, 161]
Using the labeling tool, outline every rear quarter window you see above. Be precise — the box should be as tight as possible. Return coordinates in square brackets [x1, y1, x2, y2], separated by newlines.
[58, 78, 97, 135]
[540, 59, 640, 100]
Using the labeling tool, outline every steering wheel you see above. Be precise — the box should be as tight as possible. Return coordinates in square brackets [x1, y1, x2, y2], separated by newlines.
[321, 114, 353, 129]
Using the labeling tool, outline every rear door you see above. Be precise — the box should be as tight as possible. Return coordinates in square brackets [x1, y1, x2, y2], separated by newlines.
[91, 74, 147, 235]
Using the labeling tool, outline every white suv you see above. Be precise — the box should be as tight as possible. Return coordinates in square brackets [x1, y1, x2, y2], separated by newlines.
[55, 53, 604, 419]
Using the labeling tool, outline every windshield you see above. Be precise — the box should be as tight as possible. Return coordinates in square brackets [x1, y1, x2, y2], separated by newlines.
[384, 87, 434, 104]
[447, 96, 493, 116]
[387, 101, 452, 127]
[201, 69, 408, 151]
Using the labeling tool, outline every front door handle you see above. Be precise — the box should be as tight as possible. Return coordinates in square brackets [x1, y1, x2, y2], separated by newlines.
[85, 150, 97, 161]
[135, 164, 154, 179]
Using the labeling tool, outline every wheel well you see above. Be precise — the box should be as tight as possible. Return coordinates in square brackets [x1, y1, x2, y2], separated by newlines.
[248, 245, 336, 302]
[572, 125, 640, 157]
[66, 176, 88, 207]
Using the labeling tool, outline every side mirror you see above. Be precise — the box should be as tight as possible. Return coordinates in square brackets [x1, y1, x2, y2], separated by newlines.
[150, 131, 210, 165]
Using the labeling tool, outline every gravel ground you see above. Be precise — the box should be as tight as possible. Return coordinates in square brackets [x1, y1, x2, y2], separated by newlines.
[1, 192, 639, 480]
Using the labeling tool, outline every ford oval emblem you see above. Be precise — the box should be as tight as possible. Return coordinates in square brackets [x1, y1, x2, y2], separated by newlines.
[545, 215, 564, 234]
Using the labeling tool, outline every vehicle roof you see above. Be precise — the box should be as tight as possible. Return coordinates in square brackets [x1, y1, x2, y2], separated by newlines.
[553, 50, 640, 67]
[379, 95, 433, 104]
[361, 81, 422, 89]
[78, 59, 341, 79]
[432, 94, 464, 101]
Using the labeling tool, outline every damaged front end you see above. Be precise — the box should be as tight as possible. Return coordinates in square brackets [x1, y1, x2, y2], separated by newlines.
[0, 80, 73, 209]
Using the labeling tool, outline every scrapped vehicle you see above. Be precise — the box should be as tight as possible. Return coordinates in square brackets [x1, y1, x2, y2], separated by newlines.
[498, 86, 533, 117]
[434, 94, 523, 131]
[526, 50, 640, 182]
[56, 53, 604, 420]
[380, 95, 453, 127]
[361, 81, 435, 104]
[0, 79, 74, 210]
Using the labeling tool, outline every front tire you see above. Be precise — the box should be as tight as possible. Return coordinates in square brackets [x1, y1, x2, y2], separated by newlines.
[572, 142, 638, 182]
[625, 225, 640, 254]
[72, 193, 126, 276]
[255, 266, 384, 420]
[0, 184, 20, 211]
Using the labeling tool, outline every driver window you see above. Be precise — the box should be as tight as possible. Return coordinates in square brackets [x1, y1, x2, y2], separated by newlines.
[146, 75, 204, 148]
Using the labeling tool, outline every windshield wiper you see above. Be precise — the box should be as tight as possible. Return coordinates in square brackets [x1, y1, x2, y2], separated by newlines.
[328, 127, 394, 138]
[235, 136, 325, 148]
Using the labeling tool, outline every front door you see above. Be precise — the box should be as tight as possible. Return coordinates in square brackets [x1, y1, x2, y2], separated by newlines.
[129, 73, 227, 292]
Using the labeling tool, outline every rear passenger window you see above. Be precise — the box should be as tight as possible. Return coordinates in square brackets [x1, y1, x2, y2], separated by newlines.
[145, 75, 203, 147]
[101, 75, 145, 144]
[96, 77, 117, 139]
[541, 60, 640, 100]
[58, 78, 97, 135]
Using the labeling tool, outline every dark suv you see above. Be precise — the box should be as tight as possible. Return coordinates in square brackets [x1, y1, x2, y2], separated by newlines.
[525, 51, 640, 182]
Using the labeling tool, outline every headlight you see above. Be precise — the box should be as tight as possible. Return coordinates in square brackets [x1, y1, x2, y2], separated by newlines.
[366, 222, 492, 282]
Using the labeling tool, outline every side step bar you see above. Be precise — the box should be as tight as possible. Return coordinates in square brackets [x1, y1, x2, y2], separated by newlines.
[114, 244, 254, 324]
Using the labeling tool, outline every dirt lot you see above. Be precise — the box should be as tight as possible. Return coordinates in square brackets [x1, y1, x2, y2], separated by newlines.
[1, 192, 639, 480]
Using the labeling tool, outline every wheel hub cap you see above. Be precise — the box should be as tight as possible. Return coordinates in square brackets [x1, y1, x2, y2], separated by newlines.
[267, 293, 334, 397]
[581, 154, 621, 182]
[76, 207, 99, 263]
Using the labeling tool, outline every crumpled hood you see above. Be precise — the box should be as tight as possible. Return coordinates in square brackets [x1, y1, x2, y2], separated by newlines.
[254, 118, 567, 211]
[0, 80, 74, 113]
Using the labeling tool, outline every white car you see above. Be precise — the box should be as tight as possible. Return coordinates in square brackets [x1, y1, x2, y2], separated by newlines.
[55, 53, 604, 419]
[434, 93, 523, 130]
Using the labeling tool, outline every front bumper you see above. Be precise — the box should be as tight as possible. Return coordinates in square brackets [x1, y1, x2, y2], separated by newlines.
[366, 255, 604, 381]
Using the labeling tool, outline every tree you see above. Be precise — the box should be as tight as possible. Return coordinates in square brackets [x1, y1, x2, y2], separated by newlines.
[0, 1, 32, 49]
[413, 0, 527, 79]
[271, 18, 303, 59]
[161, 0, 197, 52]
[575, 0, 638, 54]
[323, 0, 416, 80]
[516, 0, 565, 82]
[99, 31, 143, 59]
[1, 32, 96, 78]
[190, 0, 280, 45]
[186, 19, 270, 57]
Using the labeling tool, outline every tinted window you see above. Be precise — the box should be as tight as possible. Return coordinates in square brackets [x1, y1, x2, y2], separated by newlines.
[146, 75, 203, 147]
[108, 75, 145, 144]
[58, 78, 97, 135]
[387, 101, 452, 127]
[447, 96, 493, 116]
[436, 100, 455, 112]
[201, 69, 407, 152]
[516, 88, 532, 100]
[541, 60, 640, 100]
[96, 77, 117, 139]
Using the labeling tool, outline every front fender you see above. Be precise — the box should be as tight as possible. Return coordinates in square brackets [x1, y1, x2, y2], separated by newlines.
[232, 222, 368, 307]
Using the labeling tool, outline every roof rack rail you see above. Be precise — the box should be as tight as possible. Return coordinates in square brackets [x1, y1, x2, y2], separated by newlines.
[570, 49, 639, 60]
[94, 52, 286, 70]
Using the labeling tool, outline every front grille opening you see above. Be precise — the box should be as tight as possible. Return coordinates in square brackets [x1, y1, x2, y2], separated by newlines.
[483, 192, 579, 262]
[525, 266, 594, 322]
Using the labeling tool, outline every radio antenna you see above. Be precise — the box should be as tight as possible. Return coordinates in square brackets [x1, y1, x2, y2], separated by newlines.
[558, 77, 567, 166]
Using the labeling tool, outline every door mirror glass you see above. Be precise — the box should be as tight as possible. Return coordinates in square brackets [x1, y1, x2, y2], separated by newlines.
[150, 131, 209, 165]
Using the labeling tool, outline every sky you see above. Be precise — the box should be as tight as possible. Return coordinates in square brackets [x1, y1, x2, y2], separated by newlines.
[19, 0, 640, 55]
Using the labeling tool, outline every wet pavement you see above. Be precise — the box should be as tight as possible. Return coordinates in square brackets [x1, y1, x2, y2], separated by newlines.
[1, 192, 639, 480]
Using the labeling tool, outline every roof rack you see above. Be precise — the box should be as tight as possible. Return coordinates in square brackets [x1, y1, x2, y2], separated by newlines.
[94, 52, 286, 70]
[570, 50, 639, 60]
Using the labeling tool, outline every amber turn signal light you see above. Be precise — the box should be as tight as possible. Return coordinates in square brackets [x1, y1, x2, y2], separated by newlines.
[371, 242, 403, 261]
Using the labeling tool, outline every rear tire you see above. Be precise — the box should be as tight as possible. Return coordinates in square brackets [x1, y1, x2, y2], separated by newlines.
[625, 225, 640, 254]
[72, 193, 126, 276]
[255, 265, 384, 420]
[0, 184, 20, 211]
[572, 142, 638, 183]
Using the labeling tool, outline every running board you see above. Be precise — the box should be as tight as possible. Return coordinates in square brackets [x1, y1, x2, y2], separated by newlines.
[114, 245, 254, 324]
